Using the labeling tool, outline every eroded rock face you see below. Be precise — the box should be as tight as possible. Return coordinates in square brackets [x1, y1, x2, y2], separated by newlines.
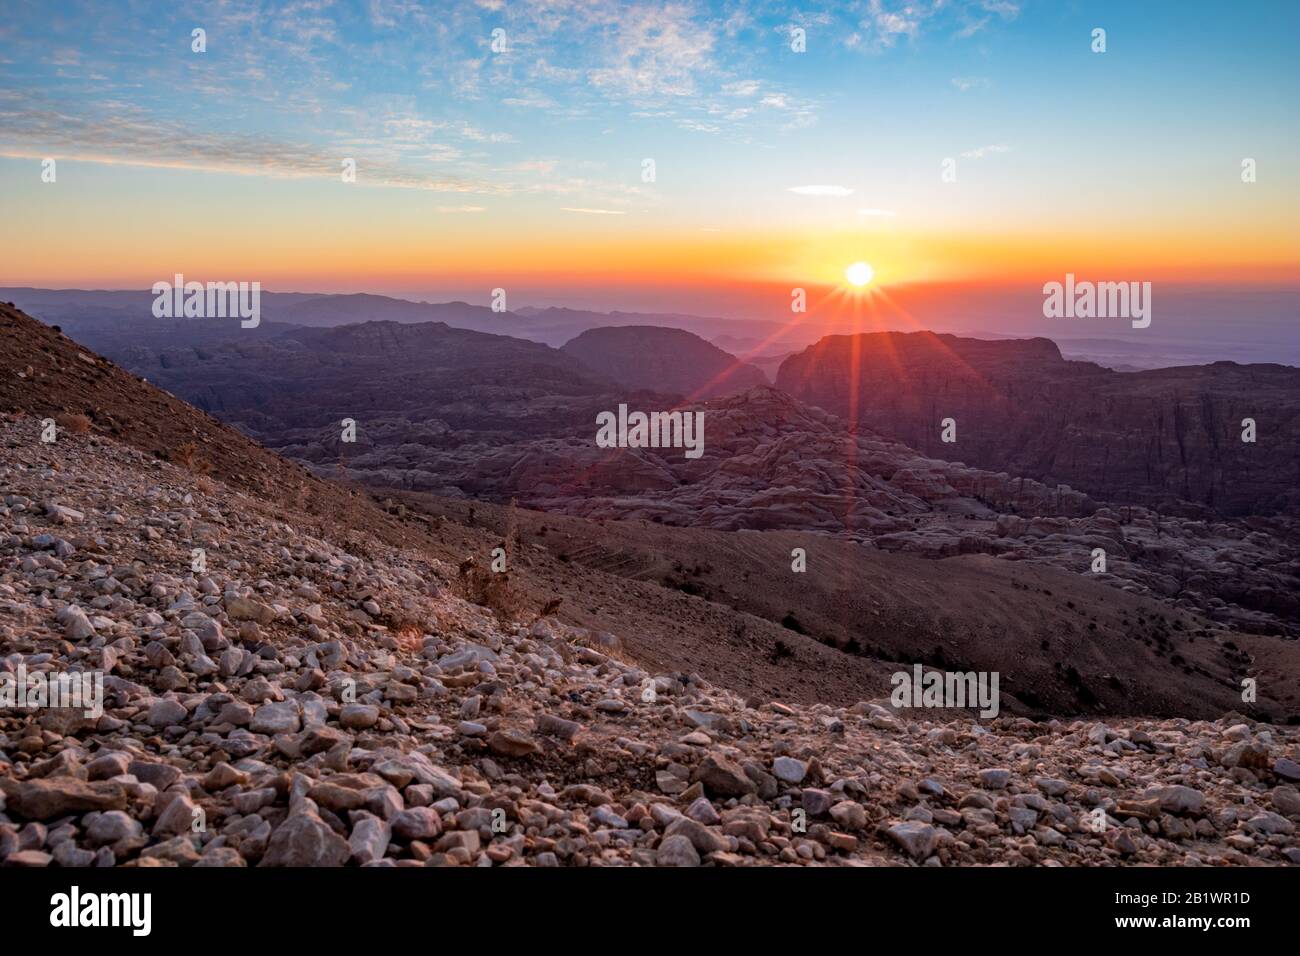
[40, 298, 1294, 637]
[1, 416, 1297, 869]
[482, 387, 1299, 637]
[776, 331, 1300, 517]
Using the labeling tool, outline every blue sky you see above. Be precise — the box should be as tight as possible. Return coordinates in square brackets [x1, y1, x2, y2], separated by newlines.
[2, 0, 1297, 299]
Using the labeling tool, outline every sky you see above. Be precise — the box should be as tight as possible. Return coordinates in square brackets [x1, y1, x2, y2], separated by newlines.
[2, 0, 1298, 319]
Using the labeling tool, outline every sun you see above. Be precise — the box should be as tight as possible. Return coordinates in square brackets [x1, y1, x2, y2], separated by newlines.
[845, 261, 875, 287]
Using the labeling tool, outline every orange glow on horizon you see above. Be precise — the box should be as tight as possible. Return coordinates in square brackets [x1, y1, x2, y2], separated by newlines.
[5, 217, 1298, 291]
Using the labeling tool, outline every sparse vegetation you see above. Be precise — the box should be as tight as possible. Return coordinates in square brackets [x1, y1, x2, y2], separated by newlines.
[171, 440, 213, 475]
[55, 412, 91, 435]
[769, 638, 796, 663]
[455, 557, 524, 621]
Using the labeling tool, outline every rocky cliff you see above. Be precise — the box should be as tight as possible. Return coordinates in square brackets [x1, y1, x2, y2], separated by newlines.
[562, 325, 768, 399]
[776, 331, 1300, 516]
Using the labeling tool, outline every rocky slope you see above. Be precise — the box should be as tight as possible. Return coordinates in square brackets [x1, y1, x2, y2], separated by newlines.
[441, 387, 1300, 638]
[2, 418, 1298, 868]
[561, 325, 767, 398]
[776, 331, 1300, 516]
[391, 492, 1300, 722]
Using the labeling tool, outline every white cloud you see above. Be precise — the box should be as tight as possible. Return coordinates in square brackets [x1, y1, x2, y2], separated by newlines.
[961, 143, 1010, 159]
[584, 4, 717, 99]
[723, 80, 761, 97]
[561, 207, 626, 215]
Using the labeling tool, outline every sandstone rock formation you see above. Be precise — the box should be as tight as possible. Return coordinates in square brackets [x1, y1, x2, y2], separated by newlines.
[562, 325, 767, 398]
[776, 331, 1300, 516]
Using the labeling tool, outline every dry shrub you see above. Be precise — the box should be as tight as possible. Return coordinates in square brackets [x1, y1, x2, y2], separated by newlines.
[455, 557, 524, 621]
[392, 624, 425, 650]
[55, 413, 91, 435]
[451, 500, 530, 621]
[172, 441, 214, 475]
[382, 601, 429, 639]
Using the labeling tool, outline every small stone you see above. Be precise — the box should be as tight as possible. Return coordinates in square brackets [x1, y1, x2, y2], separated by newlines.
[536, 714, 581, 740]
[656, 771, 688, 795]
[196, 847, 247, 867]
[85, 752, 131, 781]
[1243, 811, 1294, 835]
[86, 811, 142, 846]
[349, 814, 391, 865]
[829, 800, 867, 830]
[665, 817, 728, 853]
[656, 834, 700, 867]
[339, 704, 379, 730]
[391, 807, 442, 841]
[203, 762, 249, 791]
[1035, 777, 1070, 797]
[3, 850, 52, 867]
[61, 607, 95, 641]
[487, 729, 540, 758]
[250, 701, 301, 736]
[261, 811, 350, 867]
[1274, 758, 1300, 782]
[1156, 785, 1205, 815]
[1271, 786, 1300, 817]
[801, 788, 833, 816]
[694, 754, 755, 798]
[153, 792, 198, 837]
[887, 821, 938, 860]
[685, 797, 720, 826]
[978, 768, 1011, 790]
[4, 779, 127, 821]
[146, 698, 188, 729]
[309, 782, 366, 813]
[772, 756, 808, 785]
[591, 805, 628, 829]
[225, 596, 276, 624]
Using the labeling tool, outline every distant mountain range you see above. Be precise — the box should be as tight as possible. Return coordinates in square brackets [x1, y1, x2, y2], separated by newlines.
[8, 285, 1299, 370]
[0, 287, 799, 354]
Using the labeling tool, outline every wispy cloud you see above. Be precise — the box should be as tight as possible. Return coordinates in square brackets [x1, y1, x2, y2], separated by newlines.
[0, 99, 507, 194]
[844, 1, 1021, 51]
[560, 207, 626, 215]
[951, 76, 991, 92]
[585, 4, 716, 98]
[961, 143, 1011, 160]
